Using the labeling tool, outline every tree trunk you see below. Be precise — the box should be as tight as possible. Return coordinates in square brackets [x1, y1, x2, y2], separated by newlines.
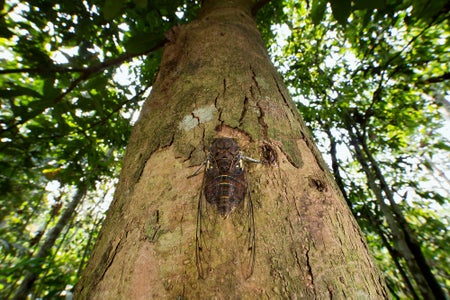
[12, 183, 88, 300]
[346, 122, 445, 300]
[325, 127, 418, 299]
[358, 132, 446, 299]
[75, 1, 389, 298]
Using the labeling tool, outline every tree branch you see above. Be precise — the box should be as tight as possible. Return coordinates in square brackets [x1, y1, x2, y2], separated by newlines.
[423, 72, 450, 84]
[1, 39, 166, 135]
[0, 39, 166, 76]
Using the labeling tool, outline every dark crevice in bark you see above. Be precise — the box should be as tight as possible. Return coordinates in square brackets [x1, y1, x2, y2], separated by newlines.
[305, 248, 317, 297]
[135, 146, 159, 183]
[239, 96, 249, 127]
[250, 65, 261, 94]
[308, 176, 327, 192]
[164, 133, 175, 149]
[327, 285, 334, 299]
[191, 112, 201, 125]
[223, 78, 227, 96]
[292, 249, 305, 287]
[96, 237, 124, 286]
[214, 93, 224, 126]
[256, 100, 268, 140]
[185, 146, 197, 162]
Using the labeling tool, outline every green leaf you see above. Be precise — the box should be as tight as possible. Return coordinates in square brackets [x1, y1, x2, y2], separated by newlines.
[412, 0, 448, 23]
[330, 0, 351, 25]
[124, 34, 163, 54]
[354, 0, 386, 10]
[103, 0, 126, 21]
[422, 160, 432, 170]
[434, 141, 450, 151]
[43, 77, 59, 100]
[28, 98, 55, 113]
[0, 86, 43, 99]
[0, 19, 13, 38]
[311, 0, 328, 25]
[133, 0, 148, 9]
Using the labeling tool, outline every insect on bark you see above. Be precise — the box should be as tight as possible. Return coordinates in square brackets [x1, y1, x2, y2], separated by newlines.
[188, 137, 259, 279]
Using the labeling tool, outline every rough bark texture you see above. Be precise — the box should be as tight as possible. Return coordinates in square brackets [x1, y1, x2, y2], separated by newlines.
[75, 1, 389, 298]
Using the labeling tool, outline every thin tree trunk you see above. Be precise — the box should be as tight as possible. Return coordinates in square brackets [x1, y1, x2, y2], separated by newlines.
[33, 216, 74, 297]
[76, 216, 103, 279]
[12, 184, 88, 300]
[346, 123, 443, 299]
[324, 128, 419, 299]
[324, 127, 351, 207]
[376, 222, 420, 300]
[357, 127, 446, 299]
[75, 1, 388, 298]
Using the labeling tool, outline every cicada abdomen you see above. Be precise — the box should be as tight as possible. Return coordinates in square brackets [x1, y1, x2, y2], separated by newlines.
[204, 138, 247, 216]
[189, 137, 258, 279]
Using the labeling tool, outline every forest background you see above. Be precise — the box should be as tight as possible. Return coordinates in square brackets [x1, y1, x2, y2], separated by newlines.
[0, 0, 449, 298]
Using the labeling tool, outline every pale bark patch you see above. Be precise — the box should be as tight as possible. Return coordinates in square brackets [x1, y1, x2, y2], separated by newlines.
[179, 104, 217, 131]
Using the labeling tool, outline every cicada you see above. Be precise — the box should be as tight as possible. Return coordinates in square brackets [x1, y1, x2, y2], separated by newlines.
[188, 138, 259, 279]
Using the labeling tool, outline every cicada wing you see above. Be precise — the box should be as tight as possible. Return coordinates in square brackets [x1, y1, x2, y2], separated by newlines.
[195, 176, 217, 279]
[231, 187, 256, 279]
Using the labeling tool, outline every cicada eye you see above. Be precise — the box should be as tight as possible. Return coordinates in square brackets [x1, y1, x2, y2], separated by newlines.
[234, 159, 244, 172]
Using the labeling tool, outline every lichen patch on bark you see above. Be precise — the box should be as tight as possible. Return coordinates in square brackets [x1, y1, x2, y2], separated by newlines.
[178, 104, 217, 132]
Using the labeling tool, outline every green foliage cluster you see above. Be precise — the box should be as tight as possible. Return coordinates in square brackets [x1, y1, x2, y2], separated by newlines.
[0, 0, 449, 298]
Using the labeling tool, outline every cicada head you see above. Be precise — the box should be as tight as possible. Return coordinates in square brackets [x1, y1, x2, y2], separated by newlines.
[209, 138, 241, 173]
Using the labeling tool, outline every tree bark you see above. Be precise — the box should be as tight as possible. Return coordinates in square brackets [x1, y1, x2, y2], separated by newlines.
[75, 1, 389, 298]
